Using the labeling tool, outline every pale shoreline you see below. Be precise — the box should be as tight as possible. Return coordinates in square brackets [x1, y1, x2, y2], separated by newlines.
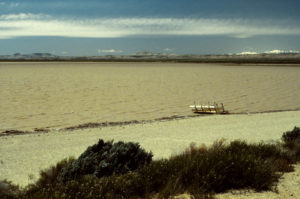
[1, 110, 300, 198]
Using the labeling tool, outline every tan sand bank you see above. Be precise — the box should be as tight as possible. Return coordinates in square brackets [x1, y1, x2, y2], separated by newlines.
[0, 111, 300, 194]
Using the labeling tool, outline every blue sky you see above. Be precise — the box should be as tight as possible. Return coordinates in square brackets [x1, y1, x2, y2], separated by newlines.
[0, 0, 300, 55]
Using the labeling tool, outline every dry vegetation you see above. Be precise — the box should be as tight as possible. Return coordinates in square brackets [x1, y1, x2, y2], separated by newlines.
[1, 127, 300, 199]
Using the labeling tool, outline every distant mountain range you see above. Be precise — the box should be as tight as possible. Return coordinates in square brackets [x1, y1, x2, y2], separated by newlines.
[1, 52, 300, 63]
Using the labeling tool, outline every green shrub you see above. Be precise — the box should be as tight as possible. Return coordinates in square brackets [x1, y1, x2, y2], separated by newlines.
[59, 139, 153, 182]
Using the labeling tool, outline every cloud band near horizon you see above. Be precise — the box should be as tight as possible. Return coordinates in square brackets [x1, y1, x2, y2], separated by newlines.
[0, 13, 300, 39]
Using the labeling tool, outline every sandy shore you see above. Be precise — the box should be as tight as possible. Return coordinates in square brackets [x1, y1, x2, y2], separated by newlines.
[0, 110, 300, 197]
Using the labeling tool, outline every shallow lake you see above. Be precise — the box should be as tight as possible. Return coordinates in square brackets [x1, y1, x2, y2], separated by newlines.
[1, 62, 300, 131]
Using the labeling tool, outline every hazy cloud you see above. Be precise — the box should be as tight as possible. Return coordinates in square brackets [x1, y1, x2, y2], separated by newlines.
[238, 49, 300, 55]
[98, 49, 123, 54]
[10, 2, 19, 7]
[0, 13, 48, 20]
[1, 14, 300, 39]
[264, 49, 300, 54]
[163, 48, 173, 52]
[237, 51, 258, 55]
[0, 1, 20, 7]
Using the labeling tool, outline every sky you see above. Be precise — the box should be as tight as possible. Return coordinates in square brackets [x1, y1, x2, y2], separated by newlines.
[0, 0, 300, 56]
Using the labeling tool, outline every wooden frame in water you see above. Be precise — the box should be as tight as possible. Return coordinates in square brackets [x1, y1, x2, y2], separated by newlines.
[189, 102, 229, 114]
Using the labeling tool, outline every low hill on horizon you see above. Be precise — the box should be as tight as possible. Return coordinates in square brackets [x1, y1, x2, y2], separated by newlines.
[1, 52, 300, 64]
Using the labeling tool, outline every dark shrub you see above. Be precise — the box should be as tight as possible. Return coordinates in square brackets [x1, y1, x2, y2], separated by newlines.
[37, 157, 76, 187]
[159, 140, 279, 195]
[282, 126, 300, 161]
[59, 139, 153, 182]
[226, 140, 293, 171]
[106, 140, 281, 197]
[21, 158, 75, 199]
[23, 174, 156, 199]
[17, 136, 299, 198]
[282, 127, 300, 144]
[0, 180, 20, 199]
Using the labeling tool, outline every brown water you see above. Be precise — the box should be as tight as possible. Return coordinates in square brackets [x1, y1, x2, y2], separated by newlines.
[1, 62, 300, 131]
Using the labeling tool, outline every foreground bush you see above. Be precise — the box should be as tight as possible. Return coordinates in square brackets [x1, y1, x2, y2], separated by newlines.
[0, 180, 20, 199]
[282, 127, 300, 144]
[145, 140, 284, 196]
[282, 126, 300, 161]
[23, 157, 76, 197]
[3, 127, 300, 199]
[21, 140, 291, 198]
[59, 139, 153, 182]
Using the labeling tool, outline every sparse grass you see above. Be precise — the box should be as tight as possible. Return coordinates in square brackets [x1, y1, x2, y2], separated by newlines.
[1, 127, 300, 198]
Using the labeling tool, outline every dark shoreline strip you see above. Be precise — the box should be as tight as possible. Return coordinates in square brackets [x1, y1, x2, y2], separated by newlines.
[1, 109, 299, 137]
[233, 108, 300, 115]
[1, 58, 300, 64]
[63, 115, 188, 131]
[0, 128, 51, 137]
[0, 115, 199, 137]
[0, 130, 37, 137]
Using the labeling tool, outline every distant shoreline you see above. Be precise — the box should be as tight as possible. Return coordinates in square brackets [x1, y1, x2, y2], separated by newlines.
[1, 53, 300, 64]
[1, 59, 300, 64]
